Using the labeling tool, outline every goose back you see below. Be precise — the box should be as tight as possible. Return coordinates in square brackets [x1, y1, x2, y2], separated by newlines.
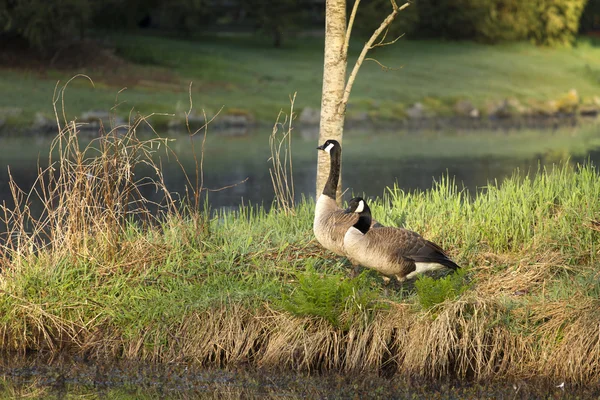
[343, 197, 459, 281]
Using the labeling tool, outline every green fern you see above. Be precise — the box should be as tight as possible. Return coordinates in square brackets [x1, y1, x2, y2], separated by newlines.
[415, 269, 469, 310]
[280, 265, 381, 328]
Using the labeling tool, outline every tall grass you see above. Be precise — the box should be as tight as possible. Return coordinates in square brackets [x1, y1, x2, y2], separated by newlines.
[268, 92, 296, 215]
[1, 92, 600, 384]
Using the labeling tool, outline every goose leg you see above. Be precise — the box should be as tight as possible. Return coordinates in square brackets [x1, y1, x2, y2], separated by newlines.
[349, 262, 362, 278]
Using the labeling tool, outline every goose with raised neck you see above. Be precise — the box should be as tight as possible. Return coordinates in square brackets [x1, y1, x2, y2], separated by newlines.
[313, 140, 380, 257]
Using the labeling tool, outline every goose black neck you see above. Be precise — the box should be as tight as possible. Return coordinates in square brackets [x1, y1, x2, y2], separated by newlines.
[354, 211, 372, 234]
[322, 148, 340, 199]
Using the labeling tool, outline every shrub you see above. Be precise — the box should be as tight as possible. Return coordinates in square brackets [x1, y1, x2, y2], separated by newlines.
[0, 0, 92, 51]
[529, 0, 589, 46]
[470, 0, 532, 42]
[409, 0, 587, 46]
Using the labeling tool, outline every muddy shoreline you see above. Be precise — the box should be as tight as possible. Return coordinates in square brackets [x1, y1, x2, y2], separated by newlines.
[1, 354, 596, 399]
[0, 110, 597, 138]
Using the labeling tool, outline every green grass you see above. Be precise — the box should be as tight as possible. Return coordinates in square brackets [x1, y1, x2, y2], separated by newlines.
[2, 158, 600, 381]
[1, 110, 600, 383]
[1, 33, 600, 126]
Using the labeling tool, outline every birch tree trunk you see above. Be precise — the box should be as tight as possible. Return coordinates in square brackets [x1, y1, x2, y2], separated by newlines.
[315, 0, 407, 205]
[316, 0, 347, 205]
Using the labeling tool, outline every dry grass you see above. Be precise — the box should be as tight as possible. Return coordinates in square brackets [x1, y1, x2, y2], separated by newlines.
[1, 265, 599, 385]
[1, 82, 600, 388]
[268, 93, 297, 215]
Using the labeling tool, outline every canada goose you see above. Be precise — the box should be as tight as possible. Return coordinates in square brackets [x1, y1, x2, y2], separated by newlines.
[313, 139, 381, 257]
[343, 197, 460, 282]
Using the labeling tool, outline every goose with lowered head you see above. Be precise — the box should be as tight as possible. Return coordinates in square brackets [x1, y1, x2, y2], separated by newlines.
[313, 139, 381, 257]
[343, 197, 460, 282]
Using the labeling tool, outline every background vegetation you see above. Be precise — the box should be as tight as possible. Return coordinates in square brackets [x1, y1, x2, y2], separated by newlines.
[0, 0, 596, 52]
[1, 34, 599, 129]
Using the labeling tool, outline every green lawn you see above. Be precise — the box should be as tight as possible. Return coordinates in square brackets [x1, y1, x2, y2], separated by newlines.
[0, 33, 599, 126]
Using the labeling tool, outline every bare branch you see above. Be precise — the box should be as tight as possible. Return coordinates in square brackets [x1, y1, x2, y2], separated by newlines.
[376, 27, 390, 47]
[373, 32, 405, 48]
[344, 0, 361, 59]
[341, 1, 410, 110]
[206, 177, 249, 192]
[364, 58, 403, 71]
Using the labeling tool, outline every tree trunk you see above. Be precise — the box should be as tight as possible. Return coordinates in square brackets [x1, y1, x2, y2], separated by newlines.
[316, 0, 347, 206]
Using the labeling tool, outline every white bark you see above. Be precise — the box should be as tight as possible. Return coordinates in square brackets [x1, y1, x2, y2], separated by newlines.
[316, 0, 347, 205]
[316, 0, 409, 205]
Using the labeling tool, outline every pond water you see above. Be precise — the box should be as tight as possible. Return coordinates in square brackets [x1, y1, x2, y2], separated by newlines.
[1, 125, 600, 215]
[1, 356, 595, 399]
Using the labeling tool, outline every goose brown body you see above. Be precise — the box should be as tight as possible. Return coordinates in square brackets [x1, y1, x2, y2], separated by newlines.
[313, 140, 380, 257]
[314, 195, 362, 256]
[343, 197, 460, 281]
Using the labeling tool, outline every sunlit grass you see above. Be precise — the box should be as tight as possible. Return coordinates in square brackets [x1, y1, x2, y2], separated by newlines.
[1, 33, 600, 126]
[1, 91, 600, 383]
[2, 155, 600, 381]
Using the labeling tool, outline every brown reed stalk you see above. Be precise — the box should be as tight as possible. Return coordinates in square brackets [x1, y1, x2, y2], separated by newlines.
[269, 93, 297, 215]
[0, 77, 180, 265]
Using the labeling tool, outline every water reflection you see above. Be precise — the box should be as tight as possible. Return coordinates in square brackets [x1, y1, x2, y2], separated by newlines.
[1, 357, 593, 399]
[1, 127, 600, 216]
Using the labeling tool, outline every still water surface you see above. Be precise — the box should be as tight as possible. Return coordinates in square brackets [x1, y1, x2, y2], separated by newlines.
[1, 357, 595, 399]
[1, 126, 600, 214]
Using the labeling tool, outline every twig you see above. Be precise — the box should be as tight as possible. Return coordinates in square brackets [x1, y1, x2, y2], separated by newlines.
[344, 0, 361, 58]
[373, 32, 405, 48]
[206, 177, 250, 192]
[364, 58, 403, 71]
[341, 1, 410, 111]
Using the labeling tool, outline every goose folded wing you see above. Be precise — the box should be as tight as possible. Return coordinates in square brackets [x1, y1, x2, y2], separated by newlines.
[412, 240, 460, 270]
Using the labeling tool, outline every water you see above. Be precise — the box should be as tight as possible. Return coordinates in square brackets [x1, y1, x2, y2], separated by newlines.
[2, 126, 600, 215]
[1, 356, 594, 399]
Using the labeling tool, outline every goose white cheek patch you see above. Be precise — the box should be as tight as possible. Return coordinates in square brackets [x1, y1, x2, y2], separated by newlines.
[324, 143, 334, 153]
[355, 200, 365, 213]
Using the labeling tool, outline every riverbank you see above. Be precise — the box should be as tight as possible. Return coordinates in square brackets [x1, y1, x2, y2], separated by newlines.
[1, 124, 599, 387]
[1, 33, 600, 134]
[2, 356, 596, 398]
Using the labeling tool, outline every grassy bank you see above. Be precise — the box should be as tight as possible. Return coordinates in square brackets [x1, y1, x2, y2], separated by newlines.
[1, 121, 600, 386]
[1, 33, 600, 128]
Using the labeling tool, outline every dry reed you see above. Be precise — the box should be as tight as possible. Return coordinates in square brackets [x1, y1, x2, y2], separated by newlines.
[1, 80, 600, 388]
[268, 93, 296, 215]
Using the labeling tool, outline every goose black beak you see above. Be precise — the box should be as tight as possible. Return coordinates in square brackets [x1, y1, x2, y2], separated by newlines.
[316, 144, 325, 150]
